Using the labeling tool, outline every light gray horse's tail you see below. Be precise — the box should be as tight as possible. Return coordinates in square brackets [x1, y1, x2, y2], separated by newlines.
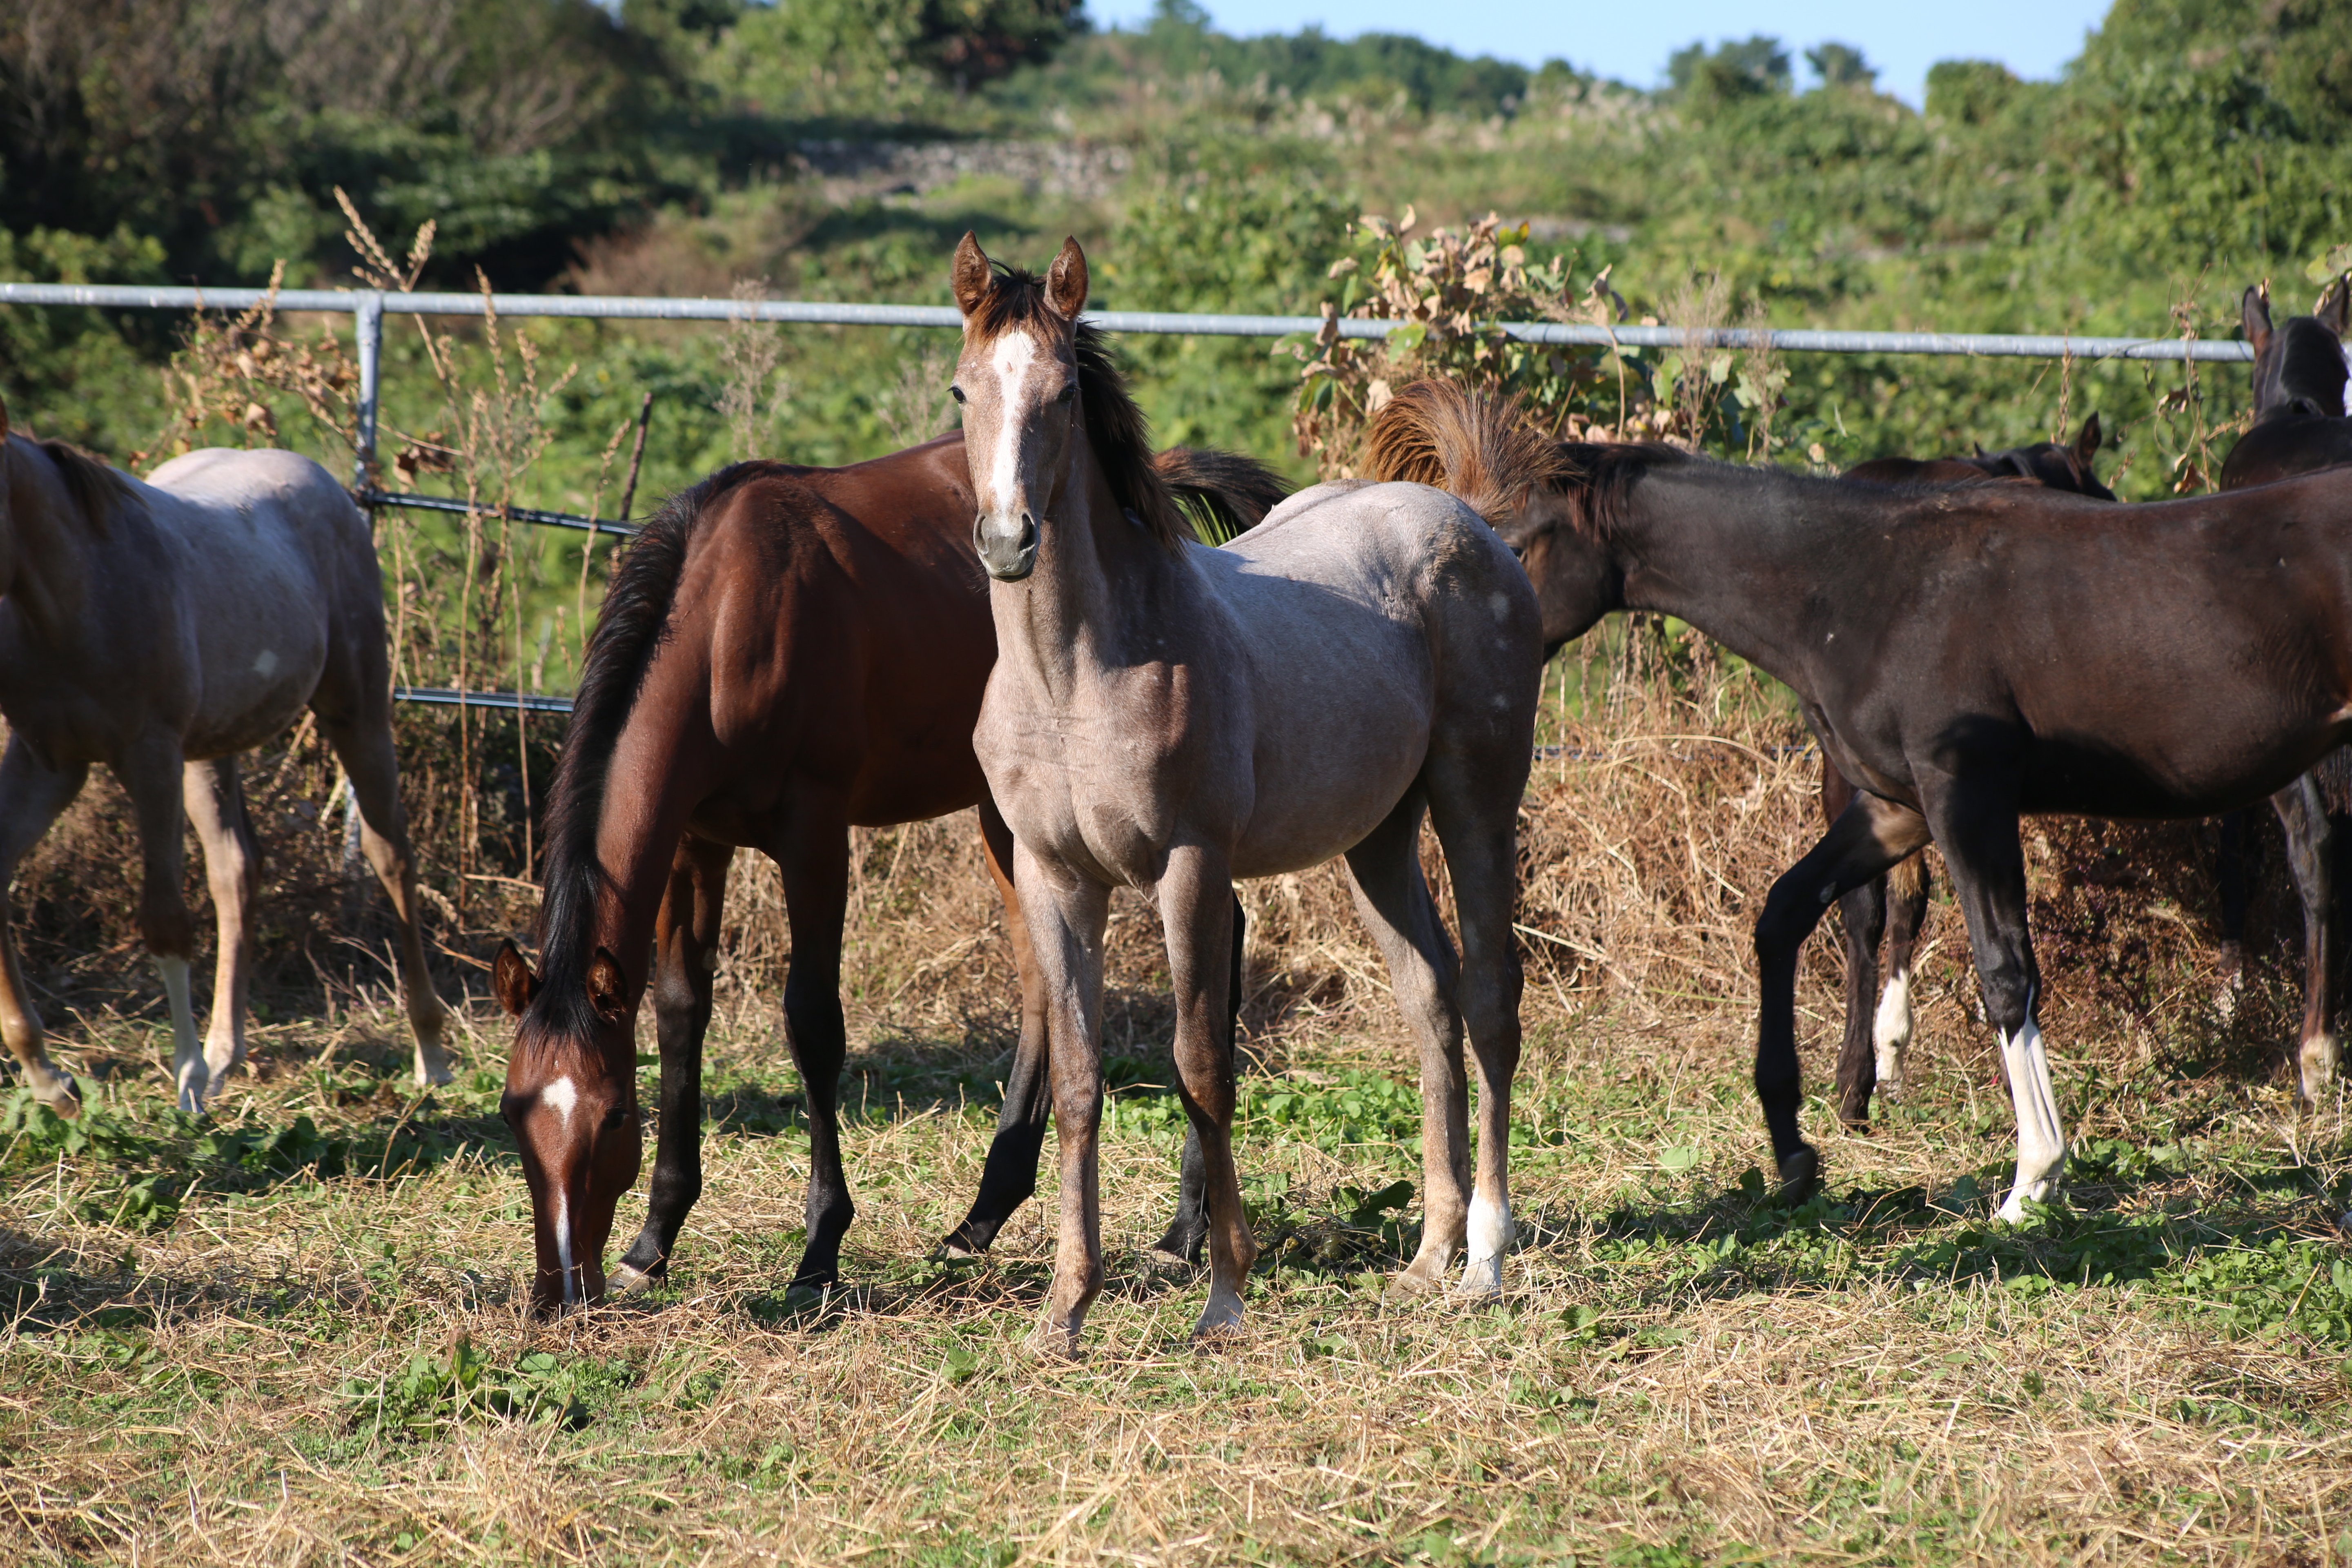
[1362, 379, 1567, 526]
[1152, 446, 1292, 544]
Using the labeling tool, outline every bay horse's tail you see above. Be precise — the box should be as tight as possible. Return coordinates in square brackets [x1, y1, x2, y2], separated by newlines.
[1362, 379, 1566, 524]
[1154, 446, 1291, 543]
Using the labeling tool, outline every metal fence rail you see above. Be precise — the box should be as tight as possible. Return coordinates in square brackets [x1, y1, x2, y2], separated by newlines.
[0, 277, 2259, 715]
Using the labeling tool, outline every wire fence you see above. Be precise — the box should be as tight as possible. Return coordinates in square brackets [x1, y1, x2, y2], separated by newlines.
[0, 278, 2258, 716]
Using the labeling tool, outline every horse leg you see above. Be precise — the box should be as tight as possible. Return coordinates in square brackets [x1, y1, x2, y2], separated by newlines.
[1008, 837, 1111, 1355]
[772, 813, 857, 1291]
[614, 834, 731, 1293]
[113, 733, 206, 1113]
[1151, 893, 1243, 1266]
[1158, 843, 1255, 1338]
[2271, 777, 2340, 1105]
[2216, 808, 2255, 1014]
[0, 739, 91, 1115]
[1753, 791, 1932, 1200]
[1831, 878, 1888, 1129]
[182, 757, 261, 1101]
[1875, 853, 1931, 1100]
[1424, 762, 1526, 1298]
[1920, 778, 2062, 1223]
[317, 709, 451, 1087]
[940, 800, 1056, 1257]
[1338, 791, 1470, 1292]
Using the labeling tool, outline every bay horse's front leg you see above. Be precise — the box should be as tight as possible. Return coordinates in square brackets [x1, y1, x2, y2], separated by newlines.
[940, 800, 1058, 1257]
[614, 834, 732, 1293]
[1158, 844, 1256, 1339]
[1920, 779, 2062, 1223]
[183, 757, 261, 1102]
[1009, 838, 1111, 1355]
[114, 733, 206, 1113]
[0, 739, 91, 1116]
[2270, 775, 2341, 1105]
[771, 815, 857, 1291]
[1753, 790, 1931, 1199]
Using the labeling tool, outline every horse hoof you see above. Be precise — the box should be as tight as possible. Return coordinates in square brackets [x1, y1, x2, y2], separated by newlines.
[1192, 1292, 1245, 1342]
[609, 1263, 659, 1296]
[1143, 1247, 1199, 1273]
[1774, 1146, 1820, 1205]
[1455, 1255, 1504, 1298]
[933, 1240, 980, 1262]
[1387, 1267, 1442, 1299]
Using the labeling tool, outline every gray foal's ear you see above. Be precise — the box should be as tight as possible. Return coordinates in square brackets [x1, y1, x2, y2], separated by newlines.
[952, 233, 992, 319]
[1045, 238, 1089, 322]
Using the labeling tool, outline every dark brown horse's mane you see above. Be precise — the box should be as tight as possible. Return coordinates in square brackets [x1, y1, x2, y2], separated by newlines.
[1362, 379, 1570, 523]
[967, 261, 1190, 549]
[1541, 441, 1697, 545]
[524, 462, 765, 1053]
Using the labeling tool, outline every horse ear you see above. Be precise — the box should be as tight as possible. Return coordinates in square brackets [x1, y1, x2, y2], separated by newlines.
[2243, 283, 2274, 351]
[0, 393, 10, 444]
[2318, 273, 2350, 338]
[2074, 412, 2102, 465]
[493, 939, 540, 1017]
[1045, 238, 1089, 322]
[586, 946, 629, 1023]
[951, 232, 992, 319]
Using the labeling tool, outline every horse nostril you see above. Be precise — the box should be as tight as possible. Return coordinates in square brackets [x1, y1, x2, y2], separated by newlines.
[1019, 513, 1038, 550]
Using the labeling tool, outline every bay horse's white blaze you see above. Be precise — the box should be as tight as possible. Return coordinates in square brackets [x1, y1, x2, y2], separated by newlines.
[0, 423, 449, 1116]
[543, 1074, 579, 1129]
[1872, 967, 1913, 1095]
[552, 1188, 578, 1306]
[1996, 1015, 2067, 1223]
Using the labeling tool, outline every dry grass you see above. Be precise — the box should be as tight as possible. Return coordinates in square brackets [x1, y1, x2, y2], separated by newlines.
[4, 668, 2350, 1566]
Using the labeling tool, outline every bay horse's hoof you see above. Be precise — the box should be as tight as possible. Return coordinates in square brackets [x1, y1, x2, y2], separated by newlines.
[25, 1067, 82, 1120]
[1191, 1292, 1245, 1342]
[1774, 1146, 1821, 1205]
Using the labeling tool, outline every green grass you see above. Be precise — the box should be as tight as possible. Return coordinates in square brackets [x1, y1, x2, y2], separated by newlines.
[5, 975, 2350, 1564]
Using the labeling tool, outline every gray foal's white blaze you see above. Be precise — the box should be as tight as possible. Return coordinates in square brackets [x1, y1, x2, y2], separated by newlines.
[1996, 1014, 2067, 1223]
[1872, 967, 1913, 1094]
[985, 331, 1039, 519]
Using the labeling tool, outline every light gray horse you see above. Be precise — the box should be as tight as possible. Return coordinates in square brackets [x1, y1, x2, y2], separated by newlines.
[950, 235, 1548, 1353]
[0, 403, 448, 1115]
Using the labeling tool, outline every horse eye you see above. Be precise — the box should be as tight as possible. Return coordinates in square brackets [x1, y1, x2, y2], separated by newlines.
[601, 1105, 627, 1131]
[1054, 382, 1076, 405]
[949, 384, 967, 404]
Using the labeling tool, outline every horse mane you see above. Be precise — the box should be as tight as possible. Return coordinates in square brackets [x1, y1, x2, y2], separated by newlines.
[1151, 446, 1290, 543]
[1361, 379, 1570, 523]
[966, 261, 1191, 548]
[1543, 441, 1698, 544]
[523, 461, 764, 1054]
[10, 437, 135, 531]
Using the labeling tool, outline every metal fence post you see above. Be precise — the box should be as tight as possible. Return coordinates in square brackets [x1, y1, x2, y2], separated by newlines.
[353, 290, 385, 493]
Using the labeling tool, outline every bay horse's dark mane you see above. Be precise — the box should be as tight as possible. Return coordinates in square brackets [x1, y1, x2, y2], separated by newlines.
[524, 462, 765, 1055]
[967, 261, 1189, 550]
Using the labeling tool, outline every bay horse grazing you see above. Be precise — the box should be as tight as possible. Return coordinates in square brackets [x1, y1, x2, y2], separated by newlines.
[490, 429, 1284, 1313]
[952, 234, 1544, 1352]
[0, 405, 448, 1115]
[1823, 414, 2116, 1126]
[1380, 380, 2352, 1219]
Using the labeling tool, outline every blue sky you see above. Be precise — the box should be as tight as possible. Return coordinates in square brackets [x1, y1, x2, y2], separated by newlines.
[1083, 0, 2119, 107]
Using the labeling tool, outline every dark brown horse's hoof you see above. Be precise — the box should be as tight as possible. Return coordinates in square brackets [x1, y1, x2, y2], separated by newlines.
[1774, 1146, 1821, 1205]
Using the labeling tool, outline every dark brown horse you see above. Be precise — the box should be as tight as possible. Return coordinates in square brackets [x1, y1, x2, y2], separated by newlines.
[1378, 380, 2352, 1218]
[1822, 415, 2114, 1127]
[492, 430, 1283, 1312]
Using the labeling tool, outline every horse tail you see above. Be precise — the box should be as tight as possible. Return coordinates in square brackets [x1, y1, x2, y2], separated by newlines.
[1362, 379, 1566, 525]
[1152, 446, 1292, 544]
[530, 462, 766, 1027]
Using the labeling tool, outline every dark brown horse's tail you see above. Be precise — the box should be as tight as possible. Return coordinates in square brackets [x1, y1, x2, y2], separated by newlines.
[1362, 379, 1566, 525]
[1152, 446, 1291, 544]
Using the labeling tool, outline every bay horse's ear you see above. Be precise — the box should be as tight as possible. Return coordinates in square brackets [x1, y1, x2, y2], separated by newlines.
[586, 946, 629, 1023]
[2243, 283, 2274, 351]
[493, 939, 540, 1017]
[1045, 238, 1089, 322]
[952, 232, 992, 319]
[2074, 412, 2102, 465]
[2318, 273, 2350, 339]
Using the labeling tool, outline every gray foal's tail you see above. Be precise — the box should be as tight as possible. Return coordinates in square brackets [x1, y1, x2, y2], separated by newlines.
[1362, 379, 1567, 526]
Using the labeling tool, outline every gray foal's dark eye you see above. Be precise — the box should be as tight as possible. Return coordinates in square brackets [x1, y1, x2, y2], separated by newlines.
[949, 384, 967, 404]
